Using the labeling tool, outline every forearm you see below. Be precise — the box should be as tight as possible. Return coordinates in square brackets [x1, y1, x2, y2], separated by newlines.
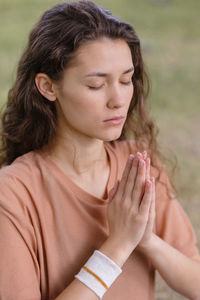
[55, 278, 99, 300]
[55, 237, 133, 300]
[140, 233, 200, 299]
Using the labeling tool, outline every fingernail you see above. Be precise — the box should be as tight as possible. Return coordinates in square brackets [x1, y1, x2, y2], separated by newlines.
[129, 154, 134, 162]
[147, 179, 152, 188]
[142, 151, 147, 159]
[137, 152, 142, 158]
[139, 159, 144, 168]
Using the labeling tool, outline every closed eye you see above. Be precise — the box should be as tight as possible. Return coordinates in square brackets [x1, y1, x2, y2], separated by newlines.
[88, 81, 132, 90]
[121, 81, 132, 85]
[88, 85, 103, 90]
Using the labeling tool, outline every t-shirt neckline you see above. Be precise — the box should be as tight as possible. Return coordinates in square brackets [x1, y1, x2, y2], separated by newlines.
[39, 142, 118, 205]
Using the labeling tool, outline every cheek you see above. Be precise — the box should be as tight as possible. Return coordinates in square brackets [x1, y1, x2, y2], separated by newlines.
[130, 84, 134, 96]
[126, 85, 134, 105]
[61, 94, 102, 121]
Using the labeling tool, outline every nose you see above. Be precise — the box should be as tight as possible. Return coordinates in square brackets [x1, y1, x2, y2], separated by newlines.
[106, 84, 126, 109]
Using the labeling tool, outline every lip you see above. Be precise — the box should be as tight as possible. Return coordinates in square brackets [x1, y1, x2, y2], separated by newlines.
[103, 116, 124, 125]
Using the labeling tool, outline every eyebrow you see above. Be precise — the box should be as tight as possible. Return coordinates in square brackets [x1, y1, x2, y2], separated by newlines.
[85, 66, 134, 77]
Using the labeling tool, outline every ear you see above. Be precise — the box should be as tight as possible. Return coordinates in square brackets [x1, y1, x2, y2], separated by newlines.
[35, 73, 57, 101]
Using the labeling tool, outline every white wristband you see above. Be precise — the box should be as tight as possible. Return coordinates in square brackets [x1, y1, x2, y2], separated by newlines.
[75, 250, 122, 299]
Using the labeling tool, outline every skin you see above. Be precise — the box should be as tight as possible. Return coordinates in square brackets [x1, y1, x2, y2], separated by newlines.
[35, 37, 200, 300]
[35, 37, 134, 198]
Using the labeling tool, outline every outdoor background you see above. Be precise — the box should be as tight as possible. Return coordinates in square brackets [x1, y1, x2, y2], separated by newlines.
[0, 0, 199, 298]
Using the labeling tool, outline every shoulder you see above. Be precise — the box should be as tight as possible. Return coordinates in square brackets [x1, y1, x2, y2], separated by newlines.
[0, 151, 41, 181]
[0, 151, 43, 210]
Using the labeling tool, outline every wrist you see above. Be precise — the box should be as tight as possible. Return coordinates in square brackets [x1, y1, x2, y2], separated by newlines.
[138, 233, 159, 254]
[75, 250, 122, 299]
[99, 237, 136, 268]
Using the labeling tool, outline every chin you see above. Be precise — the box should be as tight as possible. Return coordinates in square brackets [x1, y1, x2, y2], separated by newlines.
[92, 125, 124, 142]
[101, 131, 122, 142]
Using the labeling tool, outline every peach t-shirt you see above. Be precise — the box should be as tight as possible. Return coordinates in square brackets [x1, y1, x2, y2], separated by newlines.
[0, 140, 199, 300]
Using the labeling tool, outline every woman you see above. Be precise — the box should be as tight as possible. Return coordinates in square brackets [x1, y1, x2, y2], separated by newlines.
[0, 1, 199, 299]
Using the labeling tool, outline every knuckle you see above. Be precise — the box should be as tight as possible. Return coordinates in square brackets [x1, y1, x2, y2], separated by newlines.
[121, 199, 131, 211]
[128, 180, 135, 190]
[120, 177, 126, 187]
[142, 196, 151, 207]
[130, 206, 138, 216]
[134, 183, 141, 193]
[126, 176, 134, 186]
[135, 214, 146, 225]
[114, 195, 120, 203]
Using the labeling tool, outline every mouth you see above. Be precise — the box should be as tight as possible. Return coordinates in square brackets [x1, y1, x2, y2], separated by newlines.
[103, 116, 125, 125]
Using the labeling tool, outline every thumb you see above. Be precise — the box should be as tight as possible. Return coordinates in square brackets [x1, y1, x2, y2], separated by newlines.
[108, 180, 119, 200]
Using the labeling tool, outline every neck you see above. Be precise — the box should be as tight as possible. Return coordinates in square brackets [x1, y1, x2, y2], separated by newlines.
[43, 129, 108, 178]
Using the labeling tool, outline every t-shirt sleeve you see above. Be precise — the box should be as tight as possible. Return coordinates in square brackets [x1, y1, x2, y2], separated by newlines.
[154, 166, 200, 260]
[0, 173, 41, 300]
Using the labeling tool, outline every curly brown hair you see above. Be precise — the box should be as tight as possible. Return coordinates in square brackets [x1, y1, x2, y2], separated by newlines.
[0, 0, 164, 178]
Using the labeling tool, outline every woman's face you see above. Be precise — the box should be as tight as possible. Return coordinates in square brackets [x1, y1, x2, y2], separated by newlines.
[54, 37, 134, 142]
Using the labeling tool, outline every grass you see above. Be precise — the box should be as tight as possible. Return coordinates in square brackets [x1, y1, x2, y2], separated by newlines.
[0, 0, 200, 298]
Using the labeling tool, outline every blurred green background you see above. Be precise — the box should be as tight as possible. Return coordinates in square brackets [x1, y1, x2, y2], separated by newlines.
[0, 0, 199, 298]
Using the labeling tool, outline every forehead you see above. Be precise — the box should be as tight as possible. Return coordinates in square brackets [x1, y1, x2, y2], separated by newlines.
[68, 37, 133, 73]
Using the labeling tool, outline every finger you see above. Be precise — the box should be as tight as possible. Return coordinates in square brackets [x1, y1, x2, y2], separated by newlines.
[150, 177, 156, 219]
[145, 177, 155, 233]
[131, 158, 146, 209]
[123, 155, 139, 201]
[116, 155, 134, 200]
[108, 180, 120, 200]
[139, 179, 152, 217]
[136, 152, 143, 160]
[140, 153, 150, 198]
[145, 177, 155, 226]
[145, 157, 151, 181]
[142, 151, 147, 160]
